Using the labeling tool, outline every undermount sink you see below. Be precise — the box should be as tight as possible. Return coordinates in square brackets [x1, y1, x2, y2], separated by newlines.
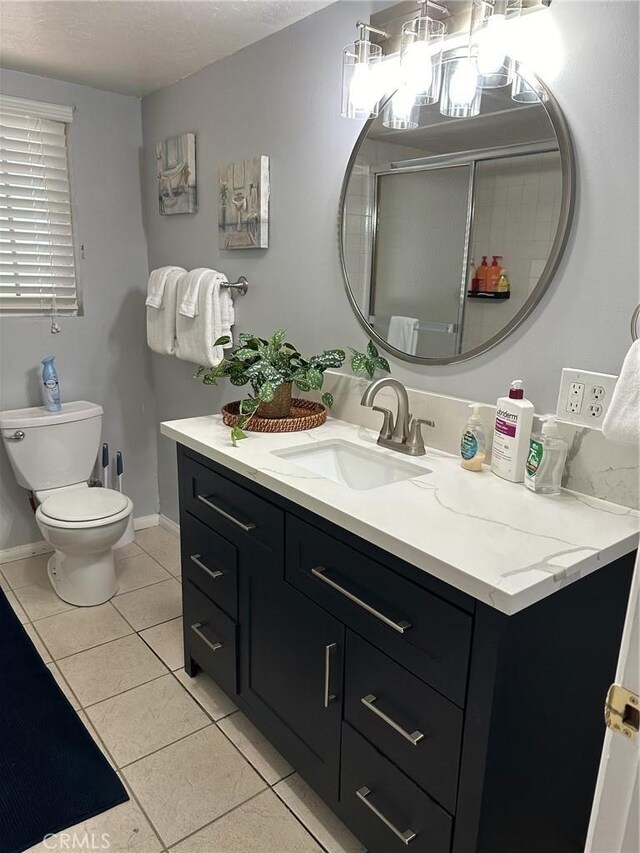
[272, 439, 430, 491]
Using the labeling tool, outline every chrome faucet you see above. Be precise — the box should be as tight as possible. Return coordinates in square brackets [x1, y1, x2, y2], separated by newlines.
[360, 377, 435, 456]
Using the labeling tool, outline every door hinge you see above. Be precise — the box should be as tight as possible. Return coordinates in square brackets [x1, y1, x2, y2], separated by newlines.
[604, 683, 639, 740]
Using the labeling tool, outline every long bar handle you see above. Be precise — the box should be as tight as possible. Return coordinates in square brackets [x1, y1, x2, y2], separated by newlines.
[324, 643, 337, 708]
[190, 554, 224, 581]
[311, 567, 411, 634]
[355, 786, 416, 845]
[197, 494, 256, 532]
[361, 694, 424, 746]
[190, 622, 222, 653]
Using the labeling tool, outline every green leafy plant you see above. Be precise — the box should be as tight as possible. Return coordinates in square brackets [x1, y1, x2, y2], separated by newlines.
[196, 330, 346, 445]
[350, 340, 391, 379]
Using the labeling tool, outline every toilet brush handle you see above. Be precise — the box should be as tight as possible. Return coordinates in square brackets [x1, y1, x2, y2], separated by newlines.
[116, 451, 124, 494]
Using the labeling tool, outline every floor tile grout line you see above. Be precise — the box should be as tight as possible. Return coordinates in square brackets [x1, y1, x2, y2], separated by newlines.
[82, 669, 171, 713]
[115, 770, 168, 853]
[167, 668, 239, 725]
[212, 710, 293, 790]
[160, 785, 270, 850]
[118, 718, 213, 772]
[271, 782, 336, 853]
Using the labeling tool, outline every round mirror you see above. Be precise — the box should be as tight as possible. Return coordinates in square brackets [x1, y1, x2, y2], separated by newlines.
[339, 68, 574, 364]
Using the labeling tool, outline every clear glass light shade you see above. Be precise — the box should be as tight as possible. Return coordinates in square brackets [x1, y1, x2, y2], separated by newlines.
[400, 17, 445, 106]
[440, 54, 482, 118]
[383, 87, 420, 130]
[471, 0, 522, 88]
[511, 63, 548, 103]
[341, 40, 383, 119]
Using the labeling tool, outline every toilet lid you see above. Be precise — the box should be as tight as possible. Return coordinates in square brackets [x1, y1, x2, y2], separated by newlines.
[41, 488, 129, 523]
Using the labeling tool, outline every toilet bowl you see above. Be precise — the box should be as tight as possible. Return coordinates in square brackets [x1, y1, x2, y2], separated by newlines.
[36, 487, 133, 606]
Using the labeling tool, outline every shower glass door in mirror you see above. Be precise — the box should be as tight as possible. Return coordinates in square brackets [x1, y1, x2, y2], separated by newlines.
[340, 70, 574, 364]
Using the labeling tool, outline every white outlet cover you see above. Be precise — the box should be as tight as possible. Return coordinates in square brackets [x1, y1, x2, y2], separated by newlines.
[556, 368, 618, 429]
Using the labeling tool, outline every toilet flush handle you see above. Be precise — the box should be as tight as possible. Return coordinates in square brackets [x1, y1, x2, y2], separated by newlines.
[7, 430, 25, 441]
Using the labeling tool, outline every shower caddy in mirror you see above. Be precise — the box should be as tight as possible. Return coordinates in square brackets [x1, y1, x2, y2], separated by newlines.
[338, 0, 574, 365]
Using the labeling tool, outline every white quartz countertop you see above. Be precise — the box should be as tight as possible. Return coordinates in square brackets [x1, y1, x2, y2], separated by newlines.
[161, 416, 639, 615]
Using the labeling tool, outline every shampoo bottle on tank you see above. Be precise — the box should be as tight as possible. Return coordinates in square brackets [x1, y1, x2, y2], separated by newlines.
[490, 380, 534, 482]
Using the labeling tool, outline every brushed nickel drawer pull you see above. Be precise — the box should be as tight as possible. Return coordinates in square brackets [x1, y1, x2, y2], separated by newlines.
[356, 786, 416, 845]
[190, 622, 223, 653]
[197, 494, 256, 532]
[324, 643, 337, 708]
[361, 694, 424, 746]
[311, 567, 411, 634]
[190, 554, 224, 581]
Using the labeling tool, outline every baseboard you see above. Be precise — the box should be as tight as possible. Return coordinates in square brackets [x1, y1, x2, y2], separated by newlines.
[159, 514, 180, 537]
[1, 513, 162, 564]
[0, 540, 53, 565]
[133, 514, 160, 531]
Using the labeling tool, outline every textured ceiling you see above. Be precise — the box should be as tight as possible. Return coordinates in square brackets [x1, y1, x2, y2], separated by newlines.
[0, 0, 335, 96]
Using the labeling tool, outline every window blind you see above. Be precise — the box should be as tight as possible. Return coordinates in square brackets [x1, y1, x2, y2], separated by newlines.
[0, 104, 79, 316]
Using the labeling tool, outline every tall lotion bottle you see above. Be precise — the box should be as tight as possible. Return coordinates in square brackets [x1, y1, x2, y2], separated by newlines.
[490, 380, 534, 482]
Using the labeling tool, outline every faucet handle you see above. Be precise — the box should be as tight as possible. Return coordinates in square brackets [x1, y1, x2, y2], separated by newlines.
[407, 417, 435, 456]
[372, 406, 394, 440]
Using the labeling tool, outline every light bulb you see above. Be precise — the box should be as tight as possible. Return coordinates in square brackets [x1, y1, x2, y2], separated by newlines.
[402, 40, 433, 94]
[449, 60, 479, 106]
[349, 62, 375, 112]
[391, 86, 417, 122]
[476, 14, 507, 76]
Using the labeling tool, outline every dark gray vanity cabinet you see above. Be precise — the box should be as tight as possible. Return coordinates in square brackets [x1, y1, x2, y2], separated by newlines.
[177, 444, 635, 853]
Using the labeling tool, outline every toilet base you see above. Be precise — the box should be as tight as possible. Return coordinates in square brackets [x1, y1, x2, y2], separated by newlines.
[48, 550, 118, 607]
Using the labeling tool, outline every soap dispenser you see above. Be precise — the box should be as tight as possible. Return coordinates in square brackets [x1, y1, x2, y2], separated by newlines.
[460, 403, 486, 471]
[524, 415, 568, 495]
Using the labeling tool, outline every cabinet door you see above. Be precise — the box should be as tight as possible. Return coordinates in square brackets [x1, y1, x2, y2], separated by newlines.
[241, 567, 344, 804]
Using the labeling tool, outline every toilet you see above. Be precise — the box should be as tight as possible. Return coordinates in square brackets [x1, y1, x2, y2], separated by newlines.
[0, 401, 133, 606]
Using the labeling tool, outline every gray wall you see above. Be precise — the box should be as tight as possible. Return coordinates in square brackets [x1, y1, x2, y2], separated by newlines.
[140, 0, 639, 525]
[0, 70, 158, 548]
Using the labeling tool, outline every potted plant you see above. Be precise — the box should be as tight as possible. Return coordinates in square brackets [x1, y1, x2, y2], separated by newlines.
[196, 330, 346, 444]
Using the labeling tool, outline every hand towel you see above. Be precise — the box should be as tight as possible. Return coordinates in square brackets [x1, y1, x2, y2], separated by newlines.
[176, 269, 234, 366]
[388, 316, 419, 355]
[602, 340, 640, 446]
[145, 265, 184, 308]
[178, 267, 211, 318]
[146, 266, 186, 355]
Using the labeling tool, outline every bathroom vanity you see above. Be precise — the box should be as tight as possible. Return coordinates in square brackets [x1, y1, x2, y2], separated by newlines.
[162, 416, 638, 853]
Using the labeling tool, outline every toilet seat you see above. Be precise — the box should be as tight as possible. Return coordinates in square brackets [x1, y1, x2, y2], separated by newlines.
[38, 488, 132, 529]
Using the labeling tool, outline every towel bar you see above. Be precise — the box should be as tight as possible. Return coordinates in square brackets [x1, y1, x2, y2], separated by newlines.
[222, 276, 249, 296]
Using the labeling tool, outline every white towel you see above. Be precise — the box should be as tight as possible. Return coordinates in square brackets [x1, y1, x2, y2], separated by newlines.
[178, 267, 210, 318]
[602, 340, 640, 446]
[146, 266, 186, 355]
[388, 316, 419, 355]
[175, 269, 234, 366]
[145, 265, 184, 309]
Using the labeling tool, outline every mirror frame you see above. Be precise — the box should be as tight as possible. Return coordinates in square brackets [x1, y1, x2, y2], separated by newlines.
[338, 72, 576, 365]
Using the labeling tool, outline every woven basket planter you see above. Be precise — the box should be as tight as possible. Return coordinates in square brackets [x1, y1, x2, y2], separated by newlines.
[222, 398, 327, 433]
[256, 382, 293, 419]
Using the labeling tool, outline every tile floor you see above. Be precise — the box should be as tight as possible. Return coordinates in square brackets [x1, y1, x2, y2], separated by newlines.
[1, 525, 365, 853]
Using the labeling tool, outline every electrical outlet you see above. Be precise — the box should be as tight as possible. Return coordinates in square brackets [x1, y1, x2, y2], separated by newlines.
[556, 369, 618, 429]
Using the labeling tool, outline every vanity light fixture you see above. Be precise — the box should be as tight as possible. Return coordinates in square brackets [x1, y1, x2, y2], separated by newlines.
[399, 4, 445, 106]
[341, 22, 387, 120]
[471, 0, 522, 88]
[341, 0, 552, 124]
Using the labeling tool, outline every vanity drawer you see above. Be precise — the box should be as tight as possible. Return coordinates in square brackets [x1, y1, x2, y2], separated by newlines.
[183, 580, 237, 697]
[287, 517, 472, 706]
[181, 515, 237, 620]
[345, 632, 462, 814]
[181, 451, 283, 556]
[340, 723, 452, 853]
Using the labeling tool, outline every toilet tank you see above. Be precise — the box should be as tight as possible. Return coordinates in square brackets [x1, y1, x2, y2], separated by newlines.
[0, 401, 103, 491]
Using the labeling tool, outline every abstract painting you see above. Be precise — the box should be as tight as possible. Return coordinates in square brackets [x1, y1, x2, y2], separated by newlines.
[218, 156, 269, 249]
[157, 132, 197, 215]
